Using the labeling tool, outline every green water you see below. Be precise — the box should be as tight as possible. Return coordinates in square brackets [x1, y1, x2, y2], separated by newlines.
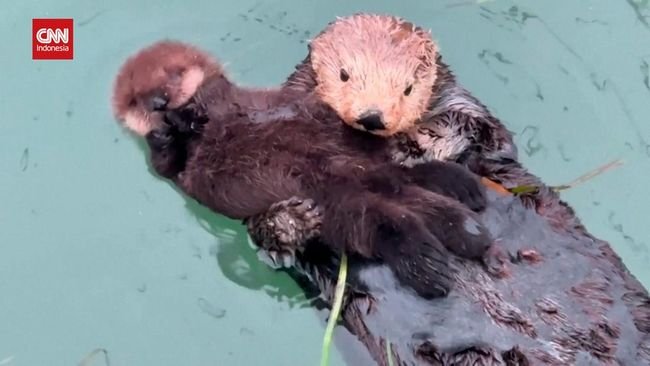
[1, 0, 649, 365]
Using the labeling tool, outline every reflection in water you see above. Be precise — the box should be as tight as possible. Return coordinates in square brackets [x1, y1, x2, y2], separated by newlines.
[135, 133, 311, 307]
[184, 195, 311, 307]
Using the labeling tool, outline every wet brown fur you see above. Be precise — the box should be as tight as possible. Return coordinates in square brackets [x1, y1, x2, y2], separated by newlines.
[111, 41, 494, 300]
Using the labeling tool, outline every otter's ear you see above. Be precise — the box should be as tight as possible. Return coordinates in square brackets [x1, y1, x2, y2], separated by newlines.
[417, 34, 438, 68]
[393, 20, 416, 44]
[306, 42, 316, 57]
[306, 40, 323, 67]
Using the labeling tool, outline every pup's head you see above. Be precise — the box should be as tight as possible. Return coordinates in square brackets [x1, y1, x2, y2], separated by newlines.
[309, 14, 439, 136]
[111, 40, 222, 136]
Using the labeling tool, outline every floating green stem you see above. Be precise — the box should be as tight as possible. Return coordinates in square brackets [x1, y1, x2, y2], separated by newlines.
[320, 253, 348, 366]
[508, 184, 539, 195]
[509, 159, 623, 195]
[386, 340, 395, 366]
[78, 348, 110, 366]
[551, 159, 623, 192]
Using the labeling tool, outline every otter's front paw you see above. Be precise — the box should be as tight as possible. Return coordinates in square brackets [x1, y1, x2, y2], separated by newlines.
[450, 179, 487, 212]
[408, 162, 488, 212]
[163, 109, 201, 134]
[246, 197, 322, 268]
[146, 126, 174, 151]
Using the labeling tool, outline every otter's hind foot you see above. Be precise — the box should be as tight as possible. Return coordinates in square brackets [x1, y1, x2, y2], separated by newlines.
[368, 212, 454, 299]
[406, 162, 487, 212]
[410, 190, 493, 261]
[246, 197, 322, 268]
[382, 230, 453, 299]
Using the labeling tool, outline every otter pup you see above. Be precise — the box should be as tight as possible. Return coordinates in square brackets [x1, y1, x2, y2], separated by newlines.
[112, 41, 493, 299]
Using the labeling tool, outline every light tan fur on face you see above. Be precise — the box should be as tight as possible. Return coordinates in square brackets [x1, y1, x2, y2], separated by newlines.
[309, 14, 439, 136]
[111, 41, 220, 136]
[123, 110, 154, 136]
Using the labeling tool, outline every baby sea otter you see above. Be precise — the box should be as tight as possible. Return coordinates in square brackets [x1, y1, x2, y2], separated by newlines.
[111, 41, 493, 299]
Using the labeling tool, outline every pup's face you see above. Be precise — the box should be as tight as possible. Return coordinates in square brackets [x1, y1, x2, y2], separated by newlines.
[112, 41, 221, 136]
[309, 14, 439, 136]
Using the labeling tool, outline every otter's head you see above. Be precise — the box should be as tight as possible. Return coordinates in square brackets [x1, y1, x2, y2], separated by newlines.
[308, 14, 439, 136]
[111, 40, 222, 136]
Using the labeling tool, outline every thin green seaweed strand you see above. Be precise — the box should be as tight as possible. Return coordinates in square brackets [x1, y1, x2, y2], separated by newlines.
[386, 341, 395, 366]
[320, 253, 348, 366]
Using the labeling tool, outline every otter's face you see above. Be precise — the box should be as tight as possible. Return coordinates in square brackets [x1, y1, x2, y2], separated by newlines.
[309, 14, 439, 136]
[112, 41, 219, 137]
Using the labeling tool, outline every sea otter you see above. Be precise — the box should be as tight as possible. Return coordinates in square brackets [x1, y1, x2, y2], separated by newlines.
[244, 13, 582, 265]
[249, 14, 649, 365]
[293, 14, 517, 167]
[244, 17, 648, 364]
[111, 40, 494, 299]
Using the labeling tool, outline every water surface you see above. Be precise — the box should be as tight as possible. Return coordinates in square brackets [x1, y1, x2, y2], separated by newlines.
[1, 0, 649, 365]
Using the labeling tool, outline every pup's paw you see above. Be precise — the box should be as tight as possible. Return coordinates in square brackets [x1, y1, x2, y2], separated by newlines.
[246, 197, 322, 268]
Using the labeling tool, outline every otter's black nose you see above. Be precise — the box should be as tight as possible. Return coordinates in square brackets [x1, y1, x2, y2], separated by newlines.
[149, 94, 169, 111]
[356, 111, 385, 131]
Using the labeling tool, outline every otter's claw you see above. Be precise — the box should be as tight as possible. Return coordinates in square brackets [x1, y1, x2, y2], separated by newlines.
[164, 110, 190, 132]
[259, 248, 297, 269]
[163, 106, 208, 134]
[246, 197, 323, 269]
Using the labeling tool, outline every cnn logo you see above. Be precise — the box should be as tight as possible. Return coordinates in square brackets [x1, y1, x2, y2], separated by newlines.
[36, 28, 69, 44]
[32, 18, 74, 60]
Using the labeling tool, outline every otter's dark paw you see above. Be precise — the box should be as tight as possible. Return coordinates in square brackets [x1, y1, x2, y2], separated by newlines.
[246, 197, 322, 268]
[448, 178, 487, 212]
[394, 187, 492, 262]
[369, 215, 453, 299]
[146, 127, 174, 151]
[164, 110, 193, 134]
[145, 126, 188, 179]
[407, 162, 487, 212]
[422, 203, 492, 261]
[163, 103, 209, 135]
[386, 236, 453, 299]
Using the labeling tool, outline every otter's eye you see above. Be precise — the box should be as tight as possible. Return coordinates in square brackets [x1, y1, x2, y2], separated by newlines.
[340, 69, 350, 82]
[404, 85, 413, 96]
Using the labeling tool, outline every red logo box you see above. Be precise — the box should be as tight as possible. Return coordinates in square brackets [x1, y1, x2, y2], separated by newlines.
[32, 18, 74, 60]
